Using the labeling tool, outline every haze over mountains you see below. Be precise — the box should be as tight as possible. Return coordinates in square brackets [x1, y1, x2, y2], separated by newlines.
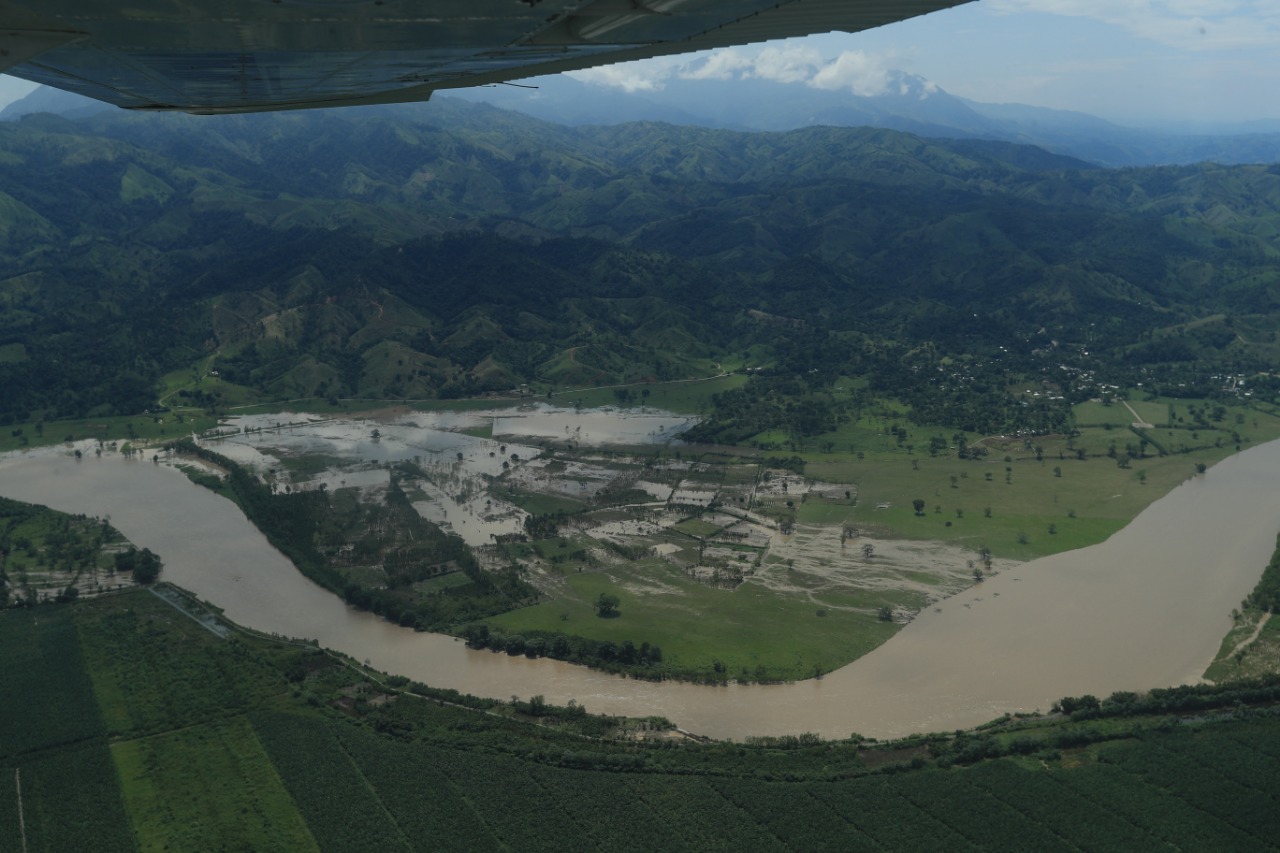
[447, 72, 1280, 169]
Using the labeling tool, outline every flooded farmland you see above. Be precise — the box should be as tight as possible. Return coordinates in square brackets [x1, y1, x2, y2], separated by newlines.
[1, 413, 1278, 740]
[202, 405, 696, 547]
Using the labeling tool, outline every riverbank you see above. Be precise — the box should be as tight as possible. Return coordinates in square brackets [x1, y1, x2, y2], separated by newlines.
[3, 436, 1278, 739]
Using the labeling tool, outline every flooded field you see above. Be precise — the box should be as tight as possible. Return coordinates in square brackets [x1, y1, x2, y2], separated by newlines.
[203, 405, 694, 548]
[2, 432, 1278, 740]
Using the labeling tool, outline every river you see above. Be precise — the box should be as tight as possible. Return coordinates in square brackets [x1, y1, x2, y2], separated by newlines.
[1, 441, 1276, 740]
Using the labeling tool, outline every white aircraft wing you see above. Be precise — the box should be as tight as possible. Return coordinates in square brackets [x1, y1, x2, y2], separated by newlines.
[0, 0, 970, 114]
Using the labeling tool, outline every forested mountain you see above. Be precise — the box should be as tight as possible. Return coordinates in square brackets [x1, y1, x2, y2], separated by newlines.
[3, 100, 1280, 435]
[443, 72, 1280, 168]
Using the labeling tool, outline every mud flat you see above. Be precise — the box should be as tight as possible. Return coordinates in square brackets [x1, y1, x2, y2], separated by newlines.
[1, 438, 1278, 740]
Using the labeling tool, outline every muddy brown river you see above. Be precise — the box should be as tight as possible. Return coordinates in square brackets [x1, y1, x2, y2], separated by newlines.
[2, 442, 1276, 740]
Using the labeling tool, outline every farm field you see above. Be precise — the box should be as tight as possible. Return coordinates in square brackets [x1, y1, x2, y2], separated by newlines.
[10, 389, 1280, 685]
[4, 591, 1280, 851]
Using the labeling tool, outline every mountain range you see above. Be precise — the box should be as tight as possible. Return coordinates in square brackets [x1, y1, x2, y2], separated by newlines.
[2, 95, 1280, 435]
[9, 75, 1280, 170]
[446, 73, 1280, 169]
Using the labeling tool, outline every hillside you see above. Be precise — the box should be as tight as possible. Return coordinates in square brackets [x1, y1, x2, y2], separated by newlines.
[2, 102, 1280, 435]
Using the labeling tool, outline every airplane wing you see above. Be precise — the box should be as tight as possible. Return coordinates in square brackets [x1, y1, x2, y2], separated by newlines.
[0, 0, 971, 114]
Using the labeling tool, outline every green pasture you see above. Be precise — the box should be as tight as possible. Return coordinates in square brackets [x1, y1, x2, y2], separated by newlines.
[807, 449, 1209, 559]
[795, 395, 1280, 559]
[488, 558, 900, 681]
[504, 490, 586, 516]
[0, 411, 219, 453]
[413, 572, 473, 593]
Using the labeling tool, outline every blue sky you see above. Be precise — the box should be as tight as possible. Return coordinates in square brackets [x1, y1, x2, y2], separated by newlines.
[565, 1, 1280, 127]
[1, 1, 1277, 126]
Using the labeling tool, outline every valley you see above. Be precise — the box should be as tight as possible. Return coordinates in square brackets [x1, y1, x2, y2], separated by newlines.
[4, 381, 1280, 729]
[5, 93, 1280, 849]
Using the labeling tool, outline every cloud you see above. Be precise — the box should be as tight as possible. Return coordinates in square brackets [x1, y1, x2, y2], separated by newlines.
[570, 41, 909, 97]
[567, 59, 676, 92]
[678, 49, 752, 81]
[746, 44, 824, 84]
[808, 50, 897, 97]
[986, 0, 1280, 50]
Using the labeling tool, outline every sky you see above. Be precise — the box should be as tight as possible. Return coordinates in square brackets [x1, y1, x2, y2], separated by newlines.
[0, 1, 1277, 126]
[563, 0, 1280, 128]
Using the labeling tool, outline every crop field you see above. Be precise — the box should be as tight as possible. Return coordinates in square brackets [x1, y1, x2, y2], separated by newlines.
[15, 743, 135, 853]
[0, 607, 131, 853]
[0, 608, 104, 756]
[76, 593, 293, 738]
[252, 711, 418, 852]
[113, 717, 317, 852]
[4, 591, 1280, 850]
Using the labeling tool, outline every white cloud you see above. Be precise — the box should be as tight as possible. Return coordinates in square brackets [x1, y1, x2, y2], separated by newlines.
[746, 44, 823, 84]
[570, 41, 910, 98]
[678, 49, 752, 81]
[808, 50, 897, 96]
[568, 59, 676, 92]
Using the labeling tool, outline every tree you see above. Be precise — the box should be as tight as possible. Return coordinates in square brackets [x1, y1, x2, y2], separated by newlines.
[912, 498, 925, 516]
[862, 543, 874, 560]
[594, 592, 620, 618]
[117, 546, 162, 584]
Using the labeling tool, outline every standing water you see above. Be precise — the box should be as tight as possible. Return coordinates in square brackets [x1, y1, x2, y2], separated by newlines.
[1, 441, 1276, 740]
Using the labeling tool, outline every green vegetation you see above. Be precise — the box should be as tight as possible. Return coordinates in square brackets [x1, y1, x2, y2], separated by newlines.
[8, 103, 1280, 455]
[171, 441, 537, 630]
[11, 83, 1280, 852]
[1204, 529, 1280, 683]
[485, 557, 899, 682]
[796, 396, 1280, 559]
[5, 590, 1280, 851]
[0, 606, 135, 853]
[0, 495, 133, 606]
[1244, 530, 1280, 614]
[113, 717, 318, 853]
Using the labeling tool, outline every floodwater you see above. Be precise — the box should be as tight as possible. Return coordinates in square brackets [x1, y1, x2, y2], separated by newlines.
[202, 408, 694, 546]
[2, 440, 1278, 740]
[492, 405, 697, 446]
